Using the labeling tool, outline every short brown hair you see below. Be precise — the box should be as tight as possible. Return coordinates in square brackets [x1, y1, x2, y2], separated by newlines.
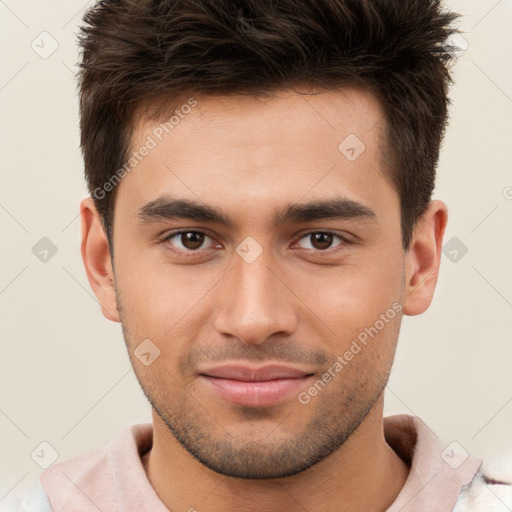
[77, 0, 461, 250]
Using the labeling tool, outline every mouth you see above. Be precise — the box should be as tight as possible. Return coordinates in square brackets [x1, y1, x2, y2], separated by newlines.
[199, 364, 315, 407]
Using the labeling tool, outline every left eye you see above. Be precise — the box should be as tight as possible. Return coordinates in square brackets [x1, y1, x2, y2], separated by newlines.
[296, 232, 346, 251]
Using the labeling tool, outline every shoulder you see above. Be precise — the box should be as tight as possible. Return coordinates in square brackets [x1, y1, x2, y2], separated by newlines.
[39, 441, 113, 510]
[453, 453, 512, 511]
[38, 424, 152, 511]
[0, 479, 52, 512]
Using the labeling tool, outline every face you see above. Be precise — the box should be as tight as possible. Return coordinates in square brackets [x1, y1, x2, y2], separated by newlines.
[96, 87, 411, 478]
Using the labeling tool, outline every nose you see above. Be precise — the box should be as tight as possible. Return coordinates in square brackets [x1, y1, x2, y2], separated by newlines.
[212, 245, 298, 346]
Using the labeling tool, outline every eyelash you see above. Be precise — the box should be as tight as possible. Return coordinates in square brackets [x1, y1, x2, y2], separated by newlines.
[160, 230, 350, 257]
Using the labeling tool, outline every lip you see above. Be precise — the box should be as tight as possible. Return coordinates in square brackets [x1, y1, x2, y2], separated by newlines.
[199, 364, 315, 407]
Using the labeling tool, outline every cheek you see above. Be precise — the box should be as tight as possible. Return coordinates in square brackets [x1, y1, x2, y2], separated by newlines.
[316, 305, 402, 400]
[114, 251, 220, 344]
[298, 258, 404, 335]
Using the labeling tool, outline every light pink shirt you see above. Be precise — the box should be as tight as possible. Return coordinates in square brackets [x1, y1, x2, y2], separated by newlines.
[40, 414, 483, 511]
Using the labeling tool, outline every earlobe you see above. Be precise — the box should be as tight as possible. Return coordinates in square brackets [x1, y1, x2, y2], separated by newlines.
[80, 197, 121, 322]
[403, 200, 448, 316]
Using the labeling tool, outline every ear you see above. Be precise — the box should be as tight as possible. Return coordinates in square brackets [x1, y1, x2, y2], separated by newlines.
[403, 200, 448, 316]
[80, 197, 120, 322]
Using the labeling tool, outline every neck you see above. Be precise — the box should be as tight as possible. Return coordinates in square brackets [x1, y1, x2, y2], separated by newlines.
[142, 397, 410, 512]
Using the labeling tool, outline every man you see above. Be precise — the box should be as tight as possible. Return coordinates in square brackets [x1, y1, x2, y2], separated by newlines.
[28, 0, 511, 510]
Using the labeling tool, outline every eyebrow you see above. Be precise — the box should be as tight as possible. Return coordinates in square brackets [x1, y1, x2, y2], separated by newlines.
[136, 195, 378, 227]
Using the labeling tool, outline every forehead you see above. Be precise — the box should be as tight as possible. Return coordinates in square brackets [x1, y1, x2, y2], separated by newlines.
[137, 86, 385, 148]
[116, 87, 396, 224]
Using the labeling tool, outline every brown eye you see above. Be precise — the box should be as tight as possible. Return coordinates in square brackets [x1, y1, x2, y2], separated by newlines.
[165, 231, 213, 251]
[296, 232, 346, 251]
[311, 233, 333, 250]
[180, 232, 205, 250]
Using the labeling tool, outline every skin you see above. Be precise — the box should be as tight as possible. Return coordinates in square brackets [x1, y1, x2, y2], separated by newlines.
[80, 86, 448, 512]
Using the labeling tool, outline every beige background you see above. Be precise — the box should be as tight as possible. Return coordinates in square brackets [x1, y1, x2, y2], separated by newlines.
[1, 0, 511, 501]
